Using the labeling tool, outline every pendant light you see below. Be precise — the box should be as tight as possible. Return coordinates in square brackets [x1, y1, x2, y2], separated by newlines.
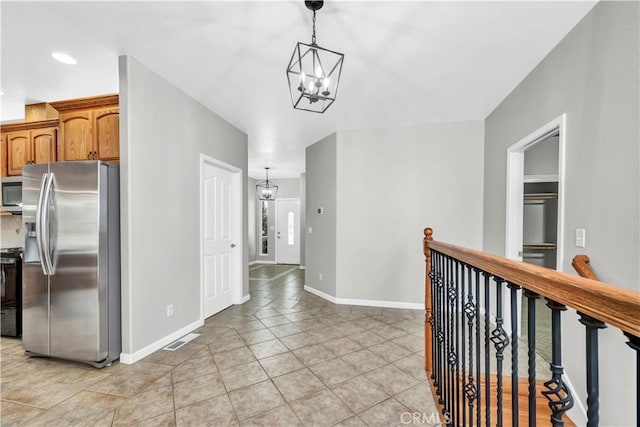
[256, 167, 279, 201]
[286, 0, 344, 113]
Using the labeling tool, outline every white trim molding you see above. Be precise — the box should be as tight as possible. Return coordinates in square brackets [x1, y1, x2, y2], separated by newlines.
[119, 318, 203, 365]
[299, 265, 306, 270]
[241, 294, 251, 304]
[304, 286, 424, 310]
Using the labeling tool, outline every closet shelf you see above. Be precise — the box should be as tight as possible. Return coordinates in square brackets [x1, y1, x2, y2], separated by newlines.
[524, 192, 557, 201]
[523, 243, 557, 251]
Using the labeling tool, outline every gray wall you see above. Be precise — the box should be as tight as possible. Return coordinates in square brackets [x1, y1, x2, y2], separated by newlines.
[483, 2, 639, 424]
[305, 133, 337, 296]
[336, 122, 485, 303]
[119, 56, 248, 357]
[524, 135, 558, 176]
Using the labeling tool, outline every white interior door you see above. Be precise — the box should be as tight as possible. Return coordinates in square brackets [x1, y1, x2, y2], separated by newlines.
[276, 199, 300, 264]
[202, 160, 238, 318]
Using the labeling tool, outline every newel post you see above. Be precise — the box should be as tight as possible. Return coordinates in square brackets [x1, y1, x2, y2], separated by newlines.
[424, 227, 434, 374]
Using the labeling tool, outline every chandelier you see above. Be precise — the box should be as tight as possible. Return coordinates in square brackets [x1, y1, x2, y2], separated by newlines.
[256, 167, 279, 201]
[286, 0, 344, 113]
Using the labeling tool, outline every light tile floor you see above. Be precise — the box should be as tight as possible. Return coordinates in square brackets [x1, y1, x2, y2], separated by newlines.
[1, 264, 438, 426]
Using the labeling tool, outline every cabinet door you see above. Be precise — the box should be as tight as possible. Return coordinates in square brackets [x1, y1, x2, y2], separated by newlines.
[93, 107, 119, 160]
[59, 111, 93, 161]
[31, 128, 57, 164]
[7, 131, 31, 175]
[0, 134, 7, 177]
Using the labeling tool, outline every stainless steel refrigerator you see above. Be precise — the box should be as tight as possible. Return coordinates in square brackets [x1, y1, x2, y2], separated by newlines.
[22, 161, 121, 368]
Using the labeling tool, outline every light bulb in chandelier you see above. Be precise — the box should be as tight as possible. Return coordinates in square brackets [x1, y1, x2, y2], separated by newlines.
[322, 78, 330, 96]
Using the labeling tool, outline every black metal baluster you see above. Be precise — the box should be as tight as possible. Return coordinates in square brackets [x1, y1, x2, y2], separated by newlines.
[464, 265, 477, 426]
[436, 252, 443, 402]
[454, 260, 461, 426]
[442, 255, 451, 419]
[524, 290, 539, 427]
[542, 300, 574, 426]
[430, 249, 437, 383]
[445, 255, 453, 423]
[461, 263, 467, 427]
[490, 277, 509, 427]
[475, 269, 481, 427]
[624, 333, 640, 427]
[578, 313, 606, 427]
[508, 282, 521, 427]
[484, 272, 491, 427]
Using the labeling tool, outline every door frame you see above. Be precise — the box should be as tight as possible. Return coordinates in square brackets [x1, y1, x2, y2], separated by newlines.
[504, 114, 566, 336]
[505, 114, 566, 269]
[199, 154, 243, 323]
[275, 198, 301, 264]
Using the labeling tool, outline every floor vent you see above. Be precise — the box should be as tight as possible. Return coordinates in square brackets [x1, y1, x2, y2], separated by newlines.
[162, 333, 200, 351]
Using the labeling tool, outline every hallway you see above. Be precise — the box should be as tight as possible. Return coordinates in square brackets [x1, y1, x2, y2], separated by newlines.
[1, 264, 437, 426]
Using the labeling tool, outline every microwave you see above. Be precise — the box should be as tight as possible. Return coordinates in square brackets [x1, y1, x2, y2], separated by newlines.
[1, 177, 22, 214]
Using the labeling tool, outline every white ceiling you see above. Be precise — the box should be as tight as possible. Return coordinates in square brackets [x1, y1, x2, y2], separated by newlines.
[1, 1, 596, 179]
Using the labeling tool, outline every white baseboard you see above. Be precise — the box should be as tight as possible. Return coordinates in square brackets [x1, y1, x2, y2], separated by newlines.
[254, 260, 277, 265]
[249, 260, 258, 266]
[303, 285, 423, 310]
[299, 265, 306, 270]
[241, 294, 251, 304]
[119, 318, 204, 365]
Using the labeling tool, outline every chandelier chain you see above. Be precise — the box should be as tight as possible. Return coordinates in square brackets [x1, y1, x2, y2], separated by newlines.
[312, 10, 317, 44]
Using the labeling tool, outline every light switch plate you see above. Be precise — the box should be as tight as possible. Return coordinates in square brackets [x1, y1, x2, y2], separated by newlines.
[575, 228, 586, 248]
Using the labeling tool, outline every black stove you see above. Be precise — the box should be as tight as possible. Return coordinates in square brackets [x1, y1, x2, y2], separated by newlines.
[1, 247, 22, 337]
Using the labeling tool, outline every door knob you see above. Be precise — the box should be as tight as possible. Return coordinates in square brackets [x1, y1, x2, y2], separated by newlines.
[231, 243, 236, 248]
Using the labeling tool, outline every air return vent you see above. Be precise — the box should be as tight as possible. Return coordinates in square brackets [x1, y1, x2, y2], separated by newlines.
[162, 333, 200, 351]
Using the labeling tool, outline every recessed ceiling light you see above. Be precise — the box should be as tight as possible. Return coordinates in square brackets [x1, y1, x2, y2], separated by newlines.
[51, 52, 77, 65]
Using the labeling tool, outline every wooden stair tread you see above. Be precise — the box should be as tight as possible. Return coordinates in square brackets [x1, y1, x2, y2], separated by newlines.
[428, 372, 576, 426]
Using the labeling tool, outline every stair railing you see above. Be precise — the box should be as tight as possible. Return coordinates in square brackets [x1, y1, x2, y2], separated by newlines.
[423, 227, 640, 427]
[571, 255, 599, 281]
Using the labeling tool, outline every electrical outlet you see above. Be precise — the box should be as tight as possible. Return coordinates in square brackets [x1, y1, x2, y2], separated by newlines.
[166, 304, 174, 317]
[319, 273, 323, 281]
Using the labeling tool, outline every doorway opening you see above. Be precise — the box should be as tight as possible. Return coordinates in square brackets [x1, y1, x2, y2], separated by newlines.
[505, 114, 566, 362]
[276, 198, 301, 265]
[199, 154, 243, 321]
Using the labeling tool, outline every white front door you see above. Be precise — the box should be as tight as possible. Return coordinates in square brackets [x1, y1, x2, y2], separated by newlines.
[202, 159, 238, 318]
[276, 199, 300, 264]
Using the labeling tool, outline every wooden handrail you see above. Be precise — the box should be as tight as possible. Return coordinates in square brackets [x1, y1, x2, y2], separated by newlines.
[572, 254, 599, 281]
[423, 228, 640, 337]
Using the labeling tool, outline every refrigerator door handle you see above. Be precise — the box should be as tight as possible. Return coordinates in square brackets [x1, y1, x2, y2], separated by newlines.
[35, 173, 50, 275]
[41, 172, 55, 276]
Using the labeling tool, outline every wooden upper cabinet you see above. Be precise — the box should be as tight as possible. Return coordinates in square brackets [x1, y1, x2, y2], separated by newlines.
[52, 94, 119, 162]
[31, 128, 57, 164]
[1, 135, 7, 177]
[7, 131, 31, 175]
[3, 125, 58, 175]
[59, 110, 93, 161]
[94, 107, 119, 160]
